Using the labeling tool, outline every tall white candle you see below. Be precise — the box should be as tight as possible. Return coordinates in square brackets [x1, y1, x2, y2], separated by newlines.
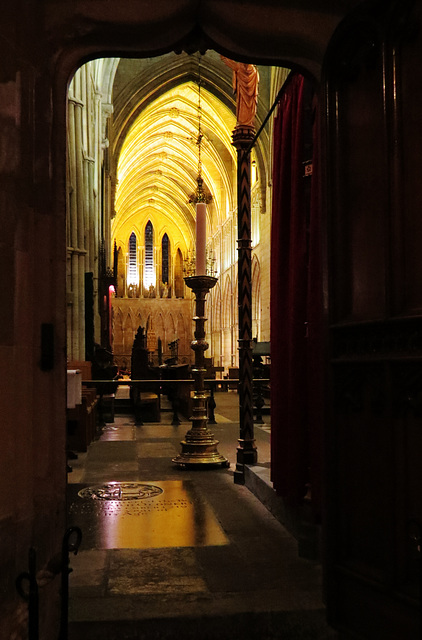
[196, 202, 206, 275]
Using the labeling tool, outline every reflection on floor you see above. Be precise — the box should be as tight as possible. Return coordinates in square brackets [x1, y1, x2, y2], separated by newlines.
[68, 479, 229, 549]
[67, 392, 334, 639]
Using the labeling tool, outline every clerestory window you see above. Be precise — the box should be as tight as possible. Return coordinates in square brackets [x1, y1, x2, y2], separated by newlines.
[162, 233, 169, 285]
[144, 220, 154, 288]
[128, 232, 138, 286]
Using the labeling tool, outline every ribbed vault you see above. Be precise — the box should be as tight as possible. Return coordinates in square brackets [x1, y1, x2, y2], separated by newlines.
[112, 73, 237, 257]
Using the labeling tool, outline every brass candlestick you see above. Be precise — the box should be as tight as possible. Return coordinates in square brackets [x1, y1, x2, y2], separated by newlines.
[172, 275, 229, 468]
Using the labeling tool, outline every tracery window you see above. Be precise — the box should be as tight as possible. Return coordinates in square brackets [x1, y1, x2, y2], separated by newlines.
[144, 220, 154, 288]
[128, 232, 138, 286]
[162, 233, 169, 285]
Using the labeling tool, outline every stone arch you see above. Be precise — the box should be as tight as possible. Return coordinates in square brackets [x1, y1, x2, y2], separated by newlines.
[161, 232, 170, 294]
[134, 310, 142, 327]
[155, 312, 166, 363]
[251, 254, 261, 341]
[174, 248, 184, 298]
[144, 220, 155, 292]
[123, 311, 136, 355]
[113, 307, 124, 354]
[166, 312, 177, 359]
[176, 312, 189, 362]
[208, 280, 222, 367]
[222, 276, 233, 370]
[116, 246, 126, 297]
[222, 275, 232, 329]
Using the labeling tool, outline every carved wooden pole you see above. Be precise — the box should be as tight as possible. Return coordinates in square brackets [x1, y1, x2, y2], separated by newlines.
[232, 125, 257, 483]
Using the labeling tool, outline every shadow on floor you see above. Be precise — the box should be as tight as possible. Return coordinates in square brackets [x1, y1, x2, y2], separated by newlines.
[66, 393, 336, 639]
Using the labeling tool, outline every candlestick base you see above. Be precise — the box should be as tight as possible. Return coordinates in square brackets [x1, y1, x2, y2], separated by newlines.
[172, 436, 230, 468]
[172, 275, 229, 469]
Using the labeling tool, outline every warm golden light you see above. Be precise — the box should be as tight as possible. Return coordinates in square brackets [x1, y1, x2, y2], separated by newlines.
[111, 82, 236, 263]
[78, 480, 229, 549]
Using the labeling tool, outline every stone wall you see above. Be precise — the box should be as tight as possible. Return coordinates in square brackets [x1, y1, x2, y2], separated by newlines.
[112, 296, 195, 368]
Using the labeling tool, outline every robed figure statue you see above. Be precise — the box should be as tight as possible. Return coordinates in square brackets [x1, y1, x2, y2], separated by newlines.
[221, 56, 259, 127]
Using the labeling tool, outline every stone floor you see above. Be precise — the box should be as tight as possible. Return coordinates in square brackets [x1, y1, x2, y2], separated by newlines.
[66, 392, 336, 639]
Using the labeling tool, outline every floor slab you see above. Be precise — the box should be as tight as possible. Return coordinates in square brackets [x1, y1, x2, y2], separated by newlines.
[68, 479, 229, 549]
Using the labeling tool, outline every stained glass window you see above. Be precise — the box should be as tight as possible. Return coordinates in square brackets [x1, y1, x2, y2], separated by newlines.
[162, 233, 169, 285]
[144, 220, 154, 287]
[128, 232, 138, 285]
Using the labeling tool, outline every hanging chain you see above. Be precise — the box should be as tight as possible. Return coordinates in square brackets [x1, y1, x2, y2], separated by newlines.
[197, 54, 203, 181]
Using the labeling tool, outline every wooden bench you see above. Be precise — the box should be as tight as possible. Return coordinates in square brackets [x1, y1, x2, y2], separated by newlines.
[131, 331, 161, 424]
[67, 387, 98, 452]
[131, 386, 160, 424]
[159, 363, 191, 424]
[228, 367, 239, 391]
[138, 390, 160, 422]
[67, 361, 98, 451]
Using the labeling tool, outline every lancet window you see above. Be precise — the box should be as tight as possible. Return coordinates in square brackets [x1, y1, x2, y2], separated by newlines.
[144, 220, 154, 288]
[128, 232, 138, 286]
[162, 233, 169, 285]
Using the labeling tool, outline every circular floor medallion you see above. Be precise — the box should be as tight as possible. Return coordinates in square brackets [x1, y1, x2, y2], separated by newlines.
[78, 482, 163, 501]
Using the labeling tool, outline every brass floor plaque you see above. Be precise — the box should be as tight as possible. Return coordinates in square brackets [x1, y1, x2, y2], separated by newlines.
[70, 480, 229, 549]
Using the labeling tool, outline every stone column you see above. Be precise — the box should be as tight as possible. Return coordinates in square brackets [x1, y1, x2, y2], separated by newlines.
[84, 155, 95, 273]
[74, 94, 86, 360]
[68, 96, 80, 360]
[232, 125, 258, 483]
[139, 246, 143, 298]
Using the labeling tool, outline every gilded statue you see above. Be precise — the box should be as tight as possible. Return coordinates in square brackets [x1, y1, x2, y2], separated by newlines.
[220, 56, 259, 127]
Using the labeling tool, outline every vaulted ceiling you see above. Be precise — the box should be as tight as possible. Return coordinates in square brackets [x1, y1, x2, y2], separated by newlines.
[109, 52, 278, 256]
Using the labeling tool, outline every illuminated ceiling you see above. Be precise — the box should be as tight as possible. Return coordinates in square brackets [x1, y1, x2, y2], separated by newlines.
[112, 75, 237, 256]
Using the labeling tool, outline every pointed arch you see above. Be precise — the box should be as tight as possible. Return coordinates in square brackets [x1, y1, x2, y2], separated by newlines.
[155, 312, 166, 358]
[135, 310, 143, 331]
[161, 232, 170, 291]
[209, 280, 222, 367]
[252, 254, 261, 341]
[222, 276, 233, 370]
[128, 232, 138, 288]
[176, 312, 189, 362]
[166, 312, 177, 358]
[116, 246, 126, 297]
[113, 307, 124, 354]
[222, 275, 232, 329]
[144, 219, 154, 290]
[123, 311, 135, 355]
[209, 280, 221, 330]
[174, 248, 184, 298]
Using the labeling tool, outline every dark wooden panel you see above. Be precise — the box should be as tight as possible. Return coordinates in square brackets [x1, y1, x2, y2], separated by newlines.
[332, 362, 393, 583]
[334, 571, 419, 639]
[391, 361, 422, 600]
[324, 3, 422, 638]
[328, 21, 388, 324]
[392, 4, 422, 315]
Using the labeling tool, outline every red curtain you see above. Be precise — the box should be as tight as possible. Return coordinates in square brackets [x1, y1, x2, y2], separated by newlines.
[270, 74, 323, 516]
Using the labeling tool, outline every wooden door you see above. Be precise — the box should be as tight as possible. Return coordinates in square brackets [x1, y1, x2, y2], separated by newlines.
[324, 2, 422, 637]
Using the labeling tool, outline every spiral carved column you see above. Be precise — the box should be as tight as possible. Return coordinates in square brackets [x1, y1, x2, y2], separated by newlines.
[232, 125, 258, 482]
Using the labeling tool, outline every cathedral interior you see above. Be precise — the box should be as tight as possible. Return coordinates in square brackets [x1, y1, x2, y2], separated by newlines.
[2, 1, 422, 639]
[66, 52, 279, 372]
